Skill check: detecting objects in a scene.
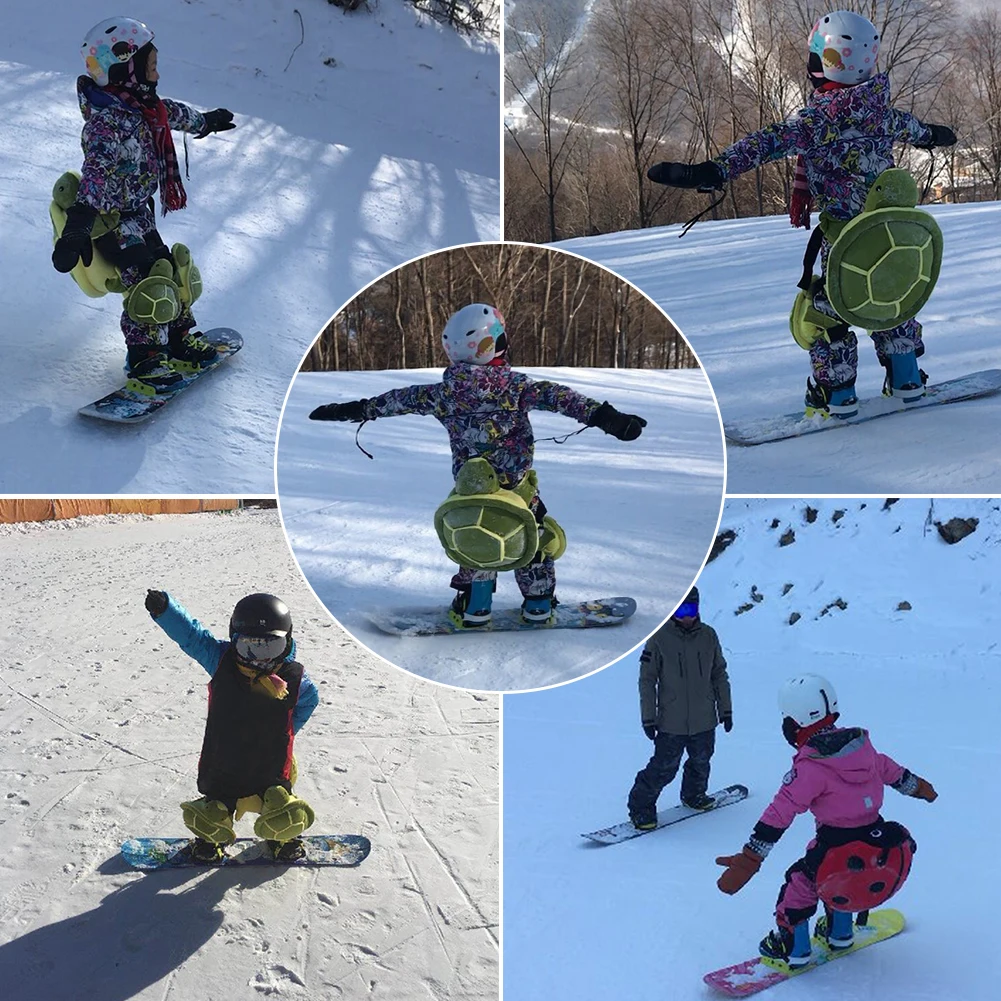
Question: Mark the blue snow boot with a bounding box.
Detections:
[449,578,494,628]
[521,593,556,625]
[881,352,927,402]
[815,909,854,950]
[805,378,858,419]
[760,921,812,969]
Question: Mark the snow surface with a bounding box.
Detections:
[276,367,725,692]
[559,201,1001,493]
[0,508,498,1000]
[504,496,1001,1000]
[0,0,499,493]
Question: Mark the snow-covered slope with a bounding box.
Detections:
[0,508,498,1000]
[0,0,499,493]
[560,202,1001,493]
[276,367,725,692]
[504,497,1001,1000]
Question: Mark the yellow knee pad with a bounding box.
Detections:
[180,797,236,845]
[253,785,316,842]
[171,243,202,306]
[125,259,181,325]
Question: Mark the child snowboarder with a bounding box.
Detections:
[714,674,937,969]
[52,17,235,394]
[648,9,957,418]
[308,303,647,627]
[145,589,319,862]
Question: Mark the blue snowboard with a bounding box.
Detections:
[365,596,637,637]
[121,834,371,869]
[79,327,243,424]
[725,369,1001,445]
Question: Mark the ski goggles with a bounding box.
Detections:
[233,633,287,665]
[674,602,699,619]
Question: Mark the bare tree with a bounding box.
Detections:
[506,6,599,241]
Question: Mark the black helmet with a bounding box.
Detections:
[230,593,292,639]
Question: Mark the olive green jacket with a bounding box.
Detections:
[639,618,732,736]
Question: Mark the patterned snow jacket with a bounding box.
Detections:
[362,362,602,489]
[713,73,932,221]
[75,75,205,215]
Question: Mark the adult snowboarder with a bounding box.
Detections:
[647,10,957,418]
[626,587,732,827]
[308,303,647,627]
[145,590,319,862]
[52,17,235,394]
[714,674,937,969]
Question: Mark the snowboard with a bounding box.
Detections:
[79,327,243,424]
[365,596,636,637]
[581,783,748,845]
[724,369,1001,446]
[704,909,905,996]
[121,834,370,870]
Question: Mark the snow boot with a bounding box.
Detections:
[267,837,306,862]
[521,593,556,625]
[167,327,218,374]
[805,377,858,419]
[881,352,927,402]
[815,908,854,950]
[126,345,184,396]
[449,578,495,628]
[188,837,227,863]
[681,792,715,811]
[759,921,812,969]
[630,807,658,831]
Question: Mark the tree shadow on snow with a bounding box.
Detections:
[0,856,285,1001]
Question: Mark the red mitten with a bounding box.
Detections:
[715,846,763,895]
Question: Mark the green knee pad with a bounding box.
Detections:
[181,797,236,845]
[171,243,203,306]
[789,279,846,350]
[253,785,316,842]
[50,171,123,298]
[125,258,181,325]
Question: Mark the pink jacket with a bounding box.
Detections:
[760,728,905,832]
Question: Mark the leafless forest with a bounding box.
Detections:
[505,0,1001,241]
[300,245,698,370]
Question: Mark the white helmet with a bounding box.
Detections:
[441,304,507,365]
[778,674,838,726]
[808,10,880,86]
[82,17,154,87]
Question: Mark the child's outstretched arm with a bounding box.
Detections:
[893,111,956,151]
[649,114,811,188]
[145,589,227,676]
[876,749,938,801]
[522,381,647,441]
[309,383,443,422]
[292,671,319,734]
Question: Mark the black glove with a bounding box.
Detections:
[52,202,97,273]
[722,713,733,733]
[643,723,657,740]
[914,123,956,150]
[195,109,235,139]
[145,589,169,618]
[647,160,725,190]
[588,401,647,441]
[309,399,369,422]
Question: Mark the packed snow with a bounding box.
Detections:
[504,497,1000,1000]
[560,201,1001,493]
[276,367,725,692]
[0,508,498,1000]
[0,0,500,493]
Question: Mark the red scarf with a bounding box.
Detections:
[790,80,847,229]
[107,85,187,214]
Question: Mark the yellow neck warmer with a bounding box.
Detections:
[236,661,289,700]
